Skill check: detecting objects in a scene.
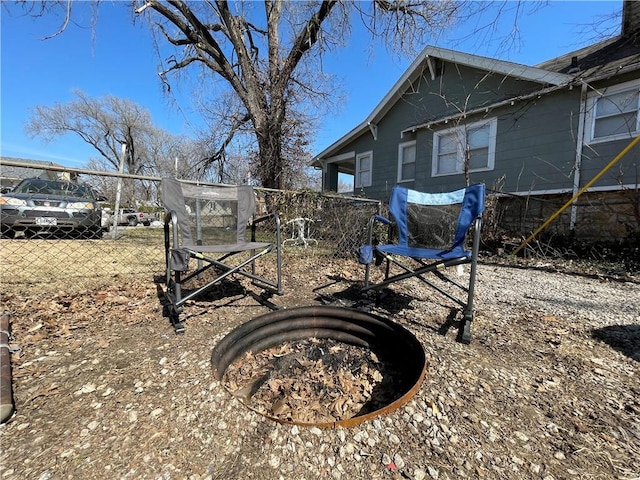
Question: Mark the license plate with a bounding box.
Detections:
[36,217,57,226]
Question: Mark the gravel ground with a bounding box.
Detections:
[0,256,638,480]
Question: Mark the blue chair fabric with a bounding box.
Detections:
[361,184,485,343]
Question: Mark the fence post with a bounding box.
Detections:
[111,143,127,240]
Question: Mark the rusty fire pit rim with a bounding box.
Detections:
[210,305,427,428]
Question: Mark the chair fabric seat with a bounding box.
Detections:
[376,244,470,260]
[183,241,271,254]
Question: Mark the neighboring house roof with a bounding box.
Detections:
[0,157,75,185]
[536,31,640,82]
[313,14,640,166]
[1,157,60,168]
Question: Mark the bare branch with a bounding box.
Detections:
[41,0,72,39]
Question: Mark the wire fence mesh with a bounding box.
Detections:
[0,168,381,288]
[4,163,637,291]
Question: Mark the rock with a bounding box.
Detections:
[150,408,163,417]
[414,468,427,480]
[427,465,439,479]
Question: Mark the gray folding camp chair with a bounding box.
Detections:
[162,177,283,333]
[358,184,485,344]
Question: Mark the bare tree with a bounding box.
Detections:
[25,90,157,175]
[24,89,211,204]
[130,0,466,190]
[16,0,527,189]
[194,90,319,188]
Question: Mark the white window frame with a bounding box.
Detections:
[431,118,497,177]
[397,140,416,183]
[355,151,373,188]
[585,79,640,144]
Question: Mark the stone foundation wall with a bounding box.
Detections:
[493,190,640,243]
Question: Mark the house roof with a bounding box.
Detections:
[401,35,640,136]
[1,157,57,179]
[367,46,574,127]
[313,6,640,166]
[536,32,640,82]
[0,157,74,185]
[313,47,574,164]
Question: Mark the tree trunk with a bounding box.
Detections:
[256,120,285,190]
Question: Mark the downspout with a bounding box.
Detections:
[570,82,589,231]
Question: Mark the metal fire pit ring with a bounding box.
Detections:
[211,305,427,428]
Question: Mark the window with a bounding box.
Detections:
[398,141,416,182]
[355,151,373,188]
[586,80,640,143]
[432,118,497,177]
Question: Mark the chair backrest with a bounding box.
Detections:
[388,184,485,252]
[161,177,256,246]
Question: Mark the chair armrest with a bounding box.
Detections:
[373,214,391,225]
[253,212,280,226]
[164,210,176,225]
[364,214,392,247]
[251,212,282,245]
[359,214,394,265]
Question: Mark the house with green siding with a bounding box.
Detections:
[312,2,640,242]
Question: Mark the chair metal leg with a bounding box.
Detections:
[456,217,482,345]
[457,313,472,344]
[164,268,186,333]
[172,319,185,334]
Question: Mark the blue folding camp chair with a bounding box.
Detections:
[162,177,283,333]
[359,184,485,344]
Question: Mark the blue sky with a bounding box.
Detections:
[1,1,623,168]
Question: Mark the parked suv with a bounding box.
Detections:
[0,178,103,239]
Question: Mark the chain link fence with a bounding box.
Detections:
[0,166,380,288]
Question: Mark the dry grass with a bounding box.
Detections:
[0,233,164,289]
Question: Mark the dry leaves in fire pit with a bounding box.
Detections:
[221,338,405,424]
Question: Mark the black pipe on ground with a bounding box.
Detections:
[1,312,15,424]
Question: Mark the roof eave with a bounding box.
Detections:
[422,46,573,86]
[312,122,369,165]
[580,59,640,83]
